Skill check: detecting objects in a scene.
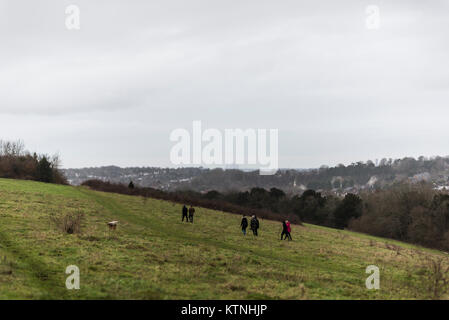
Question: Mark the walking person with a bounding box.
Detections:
[285,220,292,241]
[182,205,189,222]
[188,206,195,223]
[241,215,248,236]
[250,215,259,236]
[280,220,288,240]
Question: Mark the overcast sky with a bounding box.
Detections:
[1,0,448,169]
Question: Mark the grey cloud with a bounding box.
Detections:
[0,0,448,168]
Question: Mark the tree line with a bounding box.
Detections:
[0,140,66,184]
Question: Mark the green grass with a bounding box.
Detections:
[0,178,447,299]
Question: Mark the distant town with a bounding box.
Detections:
[62,156,449,195]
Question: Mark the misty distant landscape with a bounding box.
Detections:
[63,155,449,194]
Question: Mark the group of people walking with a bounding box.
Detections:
[240,215,292,240]
[240,215,260,236]
[281,220,292,240]
[182,205,195,223]
[181,205,293,240]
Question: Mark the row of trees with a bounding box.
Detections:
[351,183,449,250]
[0,140,66,184]
[82,179,297,223]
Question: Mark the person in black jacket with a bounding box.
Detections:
[250,215,259,236]
[182,205,189,222]
[281,220,288,240]
[241,215,248,235]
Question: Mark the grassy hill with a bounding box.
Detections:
[0,178,447,299]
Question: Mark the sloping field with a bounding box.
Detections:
[0,178,446,299]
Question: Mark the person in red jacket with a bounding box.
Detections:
[285,220,292,241]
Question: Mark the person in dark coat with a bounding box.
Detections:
[241,215,248,235]
[188,206,195,223]
[250,215,259,236]
[182,205,189,222]
[281,220,288,240]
